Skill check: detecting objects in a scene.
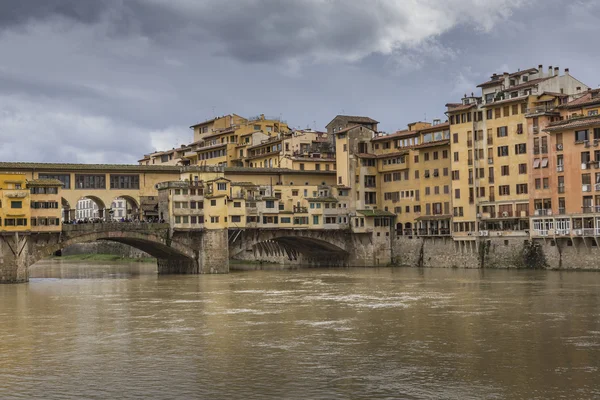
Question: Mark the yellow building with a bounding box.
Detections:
[0,173,30,232]
[28,179,63,232]
[373,121,452,236]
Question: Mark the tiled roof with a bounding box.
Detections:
[371,129,416,141]
[560,90,600,109]
[327,115,379,126]
[544,116,600,133]
[306,197,339,203]
[418,122,450,133]
[412,139,450,149]
[0,162,181,173]
[509,68,538,77]
[446,103,476,112]
[224,167,335,175]
[247,138,282,150]
[27,179,64,186]
[483,95,528,107]
[357,209,396,217]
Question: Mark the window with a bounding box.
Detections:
[443,168,449,176]
[497,146,509,157]
[210,200,217,206]
[515,143,527,154]
[512,105,519,115]
[453,133,458,143]
[266,200,275,208]
[452,170,460,180]
[501,165,509,176]
[533,159,541,169]
[519,164,527,174]
[497,126,508,137]
[535,179,541,189]
[499,185,510,196]
[110,175,140,189]
[516,184,528,194]
[486,109,493,119]
[433,151,439,160]
[217,183,227,190]
[75,174,106,189]
[543,178,549,189]
[11,201,22,209]
[589,110,599,116]
[424,152,430,161]
[454,152,459,162]
[455,189,460,199]
[576,130,589,142]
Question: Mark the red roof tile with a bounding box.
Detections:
[545,115,600,133]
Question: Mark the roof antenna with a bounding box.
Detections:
[212,106,216,117]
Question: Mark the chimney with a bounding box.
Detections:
[503,72,510,88]
[554,67,559,76]
[565,68,570,77]
[538,64,544,78]
[548,66,553,77]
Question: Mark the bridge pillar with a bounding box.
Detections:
[198,229,229,274]
[0,233,30,283]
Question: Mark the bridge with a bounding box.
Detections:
[0,223,383,283]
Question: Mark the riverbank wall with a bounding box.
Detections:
[392,235,600,270]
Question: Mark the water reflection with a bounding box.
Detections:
[0,260,598,399]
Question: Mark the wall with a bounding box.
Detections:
[392,236,538,269]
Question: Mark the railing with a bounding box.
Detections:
[293,206,308,213]
[582,206,600,213]
[526,105,557,114]
[534,209,550,216]
[558,208,566,215]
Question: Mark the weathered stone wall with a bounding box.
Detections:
[539,237,600,270]
[61,242,150,258]
[392,236,536,269]
[199,229,229,273]
[0,233,30,283]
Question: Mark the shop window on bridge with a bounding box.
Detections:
[263,216,278,224]
[39,174,70,189]
[110,175,140,190]
[75,174,106,189]
[11,201,22,209]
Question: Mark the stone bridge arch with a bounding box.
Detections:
[229,229,376,267]
[28,224,196,269]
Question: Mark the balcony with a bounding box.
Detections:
[534,209,551,216]
[582,206,600,214]
[293,206,308,213]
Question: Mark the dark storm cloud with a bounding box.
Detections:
[0,0,598,164]
[0,0,109,27]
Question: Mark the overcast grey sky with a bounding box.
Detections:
[1,0,599,163]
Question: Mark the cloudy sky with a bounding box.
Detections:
[1,0,599,164]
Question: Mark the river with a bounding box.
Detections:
[0,260,599,399]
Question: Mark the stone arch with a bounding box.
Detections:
[109,195,140,220]
[73,195,107,220]
[230,230,350,266]
[396,222,403,235]
[29,228,195,268]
